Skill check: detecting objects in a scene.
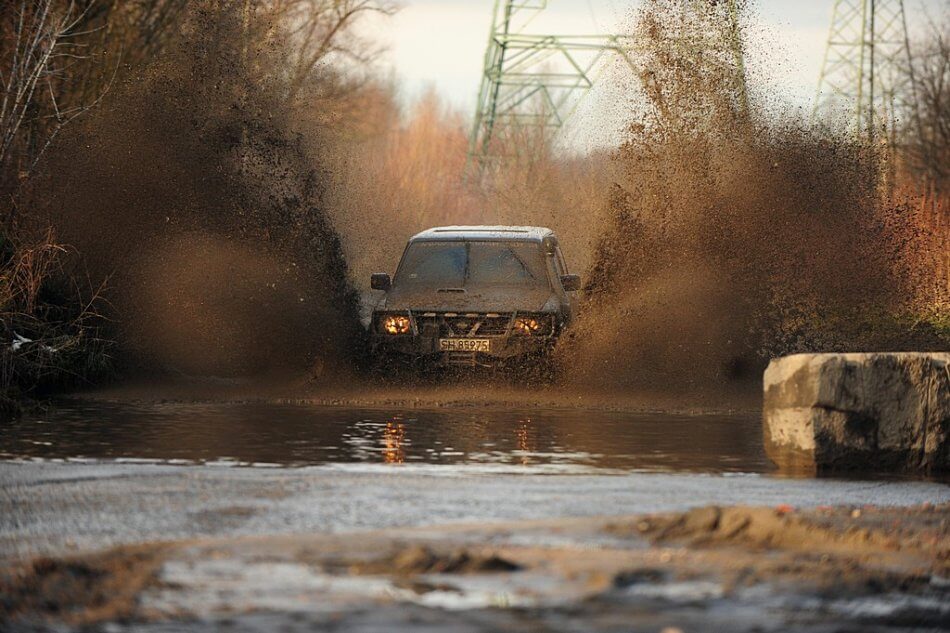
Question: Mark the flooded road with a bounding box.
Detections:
[2,398,948,563]
[3,399,948,632]
[2,400,768,474]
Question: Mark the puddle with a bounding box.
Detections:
[146,558,542,616]
[1,400,768,474]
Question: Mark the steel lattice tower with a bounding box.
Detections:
[813,0,921,138]
[466,0,747,175]
[466,0,636,173]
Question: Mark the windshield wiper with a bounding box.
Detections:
[506,247,537,280]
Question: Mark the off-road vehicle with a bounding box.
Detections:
[370,226,579,369]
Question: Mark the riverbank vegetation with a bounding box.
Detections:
[1,0,393,412]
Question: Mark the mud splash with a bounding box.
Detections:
[26,2,362,379]
[561,0,948,393]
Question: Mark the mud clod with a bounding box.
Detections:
[391,546,521,575]
[611,568,667,588]
[618,505,905,552]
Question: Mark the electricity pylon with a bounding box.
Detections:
[813,0,921,139]
[466,0,635,175]
[466,0,748,176]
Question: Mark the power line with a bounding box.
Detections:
[465,0,636,178]
[466,0,747,179]
[813,0,922,141]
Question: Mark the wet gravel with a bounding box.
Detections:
[2,460,948,562]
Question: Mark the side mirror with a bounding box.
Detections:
[370,273,391,291]
[560,274,581,292]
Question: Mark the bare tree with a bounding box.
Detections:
[66,1,189,106]
[0,0,395,189]
[259,0,399,102]
[905,13,950,193]
[0,1,96,180]
[0,0,189,187]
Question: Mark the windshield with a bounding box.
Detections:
[394,241,549,288]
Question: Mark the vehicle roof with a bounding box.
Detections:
[409,226,555,242]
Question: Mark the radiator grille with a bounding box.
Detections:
[415,313,512,337]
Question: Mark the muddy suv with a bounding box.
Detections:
[370,226,580,369]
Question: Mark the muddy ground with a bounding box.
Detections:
[1,447,949,633]
[2,502,948,632]
[1,392,947,632]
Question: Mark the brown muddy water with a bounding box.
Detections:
[2,400,767,474]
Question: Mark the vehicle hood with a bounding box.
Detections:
[380,285,557,313]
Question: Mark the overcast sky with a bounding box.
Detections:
[360,0,944,146]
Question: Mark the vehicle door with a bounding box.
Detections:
[553,246,578,320]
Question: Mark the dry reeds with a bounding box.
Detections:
[1,226,111,400]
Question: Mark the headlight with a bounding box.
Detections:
[513,315,551,335]
[380,314,411,335]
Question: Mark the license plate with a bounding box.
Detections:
[439,338,491,352]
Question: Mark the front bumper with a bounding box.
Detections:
[374,333,554,357]
[371,311,560,367]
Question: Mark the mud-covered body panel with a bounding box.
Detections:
[370,226,576,368]
[379,286,556,314]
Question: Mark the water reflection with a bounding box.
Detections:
[383,419,406,464]
[0,400,770,474]
[516,419,535,465]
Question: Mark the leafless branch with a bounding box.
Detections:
[903,11,950,192]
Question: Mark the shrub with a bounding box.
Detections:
[0,226,111,415]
